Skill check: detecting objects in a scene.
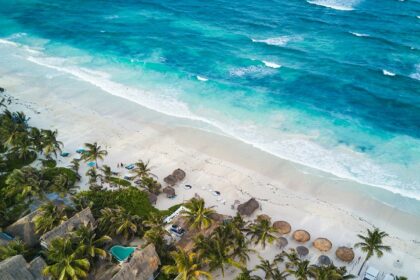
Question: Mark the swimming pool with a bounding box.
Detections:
[109,245,136,262]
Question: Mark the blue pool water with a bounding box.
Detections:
[109,245,136,262]
[0,1,419,211]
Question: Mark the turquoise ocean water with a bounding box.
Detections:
[1,0,420,213]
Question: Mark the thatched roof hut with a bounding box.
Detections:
[164,174,177,186]
[256,214,271,222]
[318,255,332,266]
[5,210,40,247]
[163,186,176,198]
[111,244,160,280]
[148,192,158,205]
[313,238,332,252]
[293,230,311,243]
[273,221,291,234]
[172,169,186,181]
[277,237,288,249]
[237,198,259,216]
[335,246,355,262]
[40,208,95,248]
[0,255,47,280]
[296,246,309,257]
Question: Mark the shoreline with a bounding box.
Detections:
[1,50,420,277]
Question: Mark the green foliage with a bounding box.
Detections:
[1,151,37,173]
[42,167,78,186]
[109,176,132,187]
[75,187,158,219]
[41,159,57,168]
[0,239,29,261]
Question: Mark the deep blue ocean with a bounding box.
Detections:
[1,0,420,207]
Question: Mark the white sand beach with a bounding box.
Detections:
[1,49,420,279]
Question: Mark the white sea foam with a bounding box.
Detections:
[307,0,359,11]
[251,36,296,47]
[0,39,19,47]
[409,64,420,81]
[349,31,369,37]
[382,70,395,76]
[229,65,274,77]
[4,37,420,202]
[196,75,208,81]
[262,61,281,69]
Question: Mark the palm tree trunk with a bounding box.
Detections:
[358,257,368,276]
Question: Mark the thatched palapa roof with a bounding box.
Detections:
[0,255,47,280]
[293,229,311,243]
[111,244,160,280]
[40,208,95,248]
[148,192,158,205]
[163,186,176,198]
[277,236,288,249]
[296,246,309,257]
[335,246,355,262]
[172,168,186,181]
[313,238,332,252]
[237,198,259,216]
[5,210,40,247]
[164,174,177,186]
[273,221,291,234]
[318,255,332,266]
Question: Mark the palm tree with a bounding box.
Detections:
[394,276,408,280]
[41,129,62,158]
[245,219,277,249]
[182,197,215,230]
[132,159,151,179]
[141,176,161,194]
[33,202,69,234]
[29,127,43,153]
[11,135,34,160]
[100,165,112,184]
[255,258,278,280]
[86,167,99,186]
[4,166,45,201]
[0,239,29,261]
[43,237,90,280]
[82,142,107,168]
[235,268,262,280]
[286,258,310,280]
[355,228,391,275]
[70,158,80,173]
[72,224,111,260]
[163,249,212,280]
[50,173,78,196]
[309,264,354,280]
[97,207,140,241]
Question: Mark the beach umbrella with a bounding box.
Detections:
[163,186,176,198]
[335,247,355,262]
[273,221,291,234]
[172,168,186,181]
[293,230,311,243]
[318,255,332,266]
[237,198,259,216]
[296,246,309,257]
[164,174,177,186]
[277,237,288,249]
[313,238,332,252]
[256,214,271,222]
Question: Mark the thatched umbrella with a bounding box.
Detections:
[237,198,259,216]
[273,221,291,234]
[164,174,177,186]
[148,192,158,205]
[256,214,271,222]
[277,237,288,249]
[293,230,311,243]
[335,247,355,262]
[318,255,332,266]
[172,169,186,181]
[209,213,225,222]
[163,186,176,198]
[296,246,309,257]
[313,238,332,252]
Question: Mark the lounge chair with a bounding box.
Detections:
[60,152,70,157]
[125,164,135,170]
